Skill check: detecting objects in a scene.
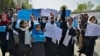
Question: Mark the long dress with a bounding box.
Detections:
[6,27,17,56]
[44,23,58,56]
[45,37,58,56]
[12,21,34,56]
[58,23,77,56]
[79,23,98,56]
[0,21,9,56]
[32,42,45,56]
[31,28,45,56]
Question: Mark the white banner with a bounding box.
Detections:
[41,9,58,17]
[44,23,62,40]
[85,24,100,36]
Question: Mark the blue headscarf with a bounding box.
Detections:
[32,24,43,35]
[32,23,45,42]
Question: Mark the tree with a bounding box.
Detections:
[96,5,100,10]
[11,0,15,8]
[87,1,94,10]
[75,1,94,12]
[77,3,87,12]
[73,9,78,12]
[22,2,32,9]
[0,0,15,12]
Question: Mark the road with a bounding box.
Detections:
[74,38,100,56]
[0,39,100,56]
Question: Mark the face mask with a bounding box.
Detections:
[42,20,46,23]
[51,21,54,24]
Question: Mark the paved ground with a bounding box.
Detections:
[74,38,100,56]
[0,39,100,56]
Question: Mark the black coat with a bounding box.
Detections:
[6,25,15,43]
[12,21,34,44]
[59,22,76,44]
[58,22,77,56]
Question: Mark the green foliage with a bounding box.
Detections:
[11,0,15,8]
[77,3,87,12]
[22,2,32,9]
[73,9,78,12]
[74,1,94,12]
[96,5,100,10]
[0,0,15,11]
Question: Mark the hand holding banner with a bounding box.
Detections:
[17,9,32,20]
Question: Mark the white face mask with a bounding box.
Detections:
[42,20,46,23]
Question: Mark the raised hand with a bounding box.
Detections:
[30,15,35,21]
[8,25,12,29]
[13,14,17,21]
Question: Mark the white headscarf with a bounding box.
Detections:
[63,21,76,47]
[87,16,96,24]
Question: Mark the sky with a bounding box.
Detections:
[30,0,100,11]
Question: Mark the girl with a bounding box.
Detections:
[31,24,45,56]
[0,13,10,56]
[12,15,34,56]
[58,17,77,56]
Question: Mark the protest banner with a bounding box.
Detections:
[66,10,71,17]
[32,9,41,19]
[44,23,62,40]
[85,24,100,36]
[17,9,32,20]
[0,26,6,32]
[41,9,50,16]
[41,9,58,17]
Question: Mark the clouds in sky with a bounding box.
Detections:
[31,0,100,11]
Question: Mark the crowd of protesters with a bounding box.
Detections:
[0,7,99,56]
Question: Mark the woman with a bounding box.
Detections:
[78,16,98,56]
[40,18,47,31]
[0,13,10,56]
[0,13,10,25]
[45,17,58,56]
[58,17,77,56]
[31,24,45,56]
[12,15,34,56]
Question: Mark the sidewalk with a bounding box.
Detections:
[74,38,100,56]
